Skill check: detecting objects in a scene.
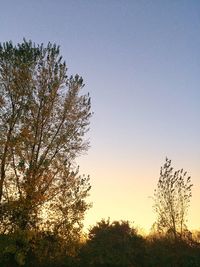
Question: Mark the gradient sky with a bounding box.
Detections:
[0,0,199,232]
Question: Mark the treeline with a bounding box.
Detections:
[0,219,200,267]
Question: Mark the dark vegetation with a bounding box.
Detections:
[0,219,200,267]
[0,40,199,266]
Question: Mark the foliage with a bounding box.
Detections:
[0,221,199,267]
[0,40,91,243]
[0,230,36,266]
[0,230,78,267]
[153,158,193,239]
[146,234,200,267]
[79,219,147,267]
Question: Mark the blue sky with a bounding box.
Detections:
[1,0,200,231]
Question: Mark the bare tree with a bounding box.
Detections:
[153,158,192,239]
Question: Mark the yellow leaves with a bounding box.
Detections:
[18,127,34,146]
[20,127,31,138]
[0,95,5,107]
[0,40,91,236]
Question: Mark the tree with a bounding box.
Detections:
[79,219,147,267]
[153,158,193,240]
[0,40,91,238]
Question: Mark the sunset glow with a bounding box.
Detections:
[1,0,199,234]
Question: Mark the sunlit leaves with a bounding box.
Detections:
[0,40,91,239]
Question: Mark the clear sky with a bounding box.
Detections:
[0,0,199,232]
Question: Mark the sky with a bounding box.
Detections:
[0,0,199,233]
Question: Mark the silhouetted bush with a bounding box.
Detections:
[78,219,147,267]
[146,235,200,267]
[0,222,200,267]
[0,231,79,267]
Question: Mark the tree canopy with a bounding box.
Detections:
[79,219,146,267]
[0,40,91,238]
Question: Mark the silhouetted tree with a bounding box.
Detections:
[79,219,147,267]
[0,40,91,242]
[153,158,192,240]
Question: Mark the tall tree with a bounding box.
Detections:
[0,40,91,235]
[153,158,192,240]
